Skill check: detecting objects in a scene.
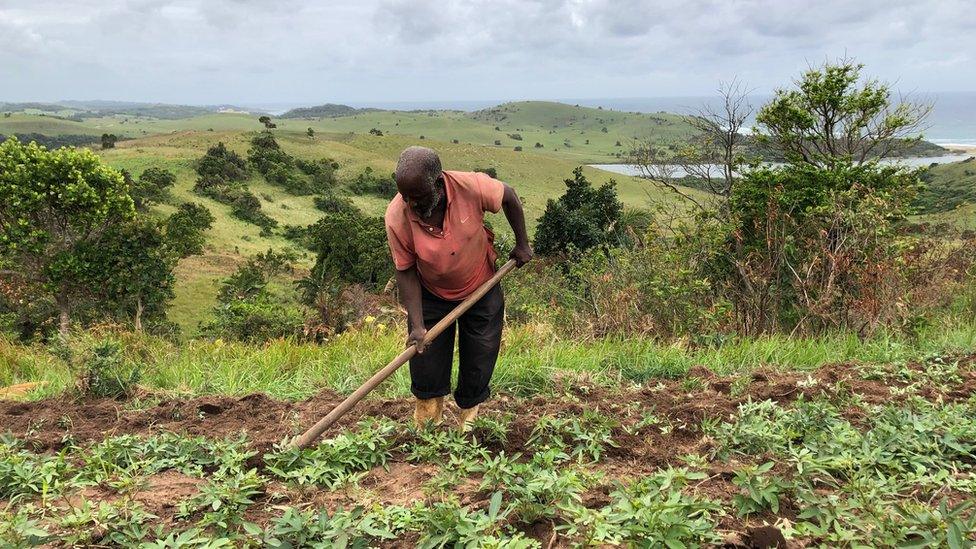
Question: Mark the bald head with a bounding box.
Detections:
[395,146,445,218]
[396,146,442,191]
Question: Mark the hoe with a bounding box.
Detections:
[289,259,518,449]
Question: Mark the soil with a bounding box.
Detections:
[3,353,974,548]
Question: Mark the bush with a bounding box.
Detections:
[202,298,305,343]
[306,211,392,288]
[313,193,359,215]
[246,132,339,195]
[131,167,176,209]
[347,167,397,198]
[534,167,623,256]
[78,340,140,399]
[202,250,305,342]
[474,167,498,179]
[197,142,247,182]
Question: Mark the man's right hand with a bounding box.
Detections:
[407,326,429,353]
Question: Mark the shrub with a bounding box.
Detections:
[202,298,304,343]
[306,210,392,288]
[196,142,247,182]
[534,167,623,256]
[313,193,359,214]
[347,167,397,198]
[131,167,176,209]
[78,340,140,399]
[203,250,305,342]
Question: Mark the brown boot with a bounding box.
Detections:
[413,396,444,428]
[457,404,480,433]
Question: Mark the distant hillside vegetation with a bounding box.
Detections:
[916,156,976,213]
[0,133,98,149]
[1,100,251,120]
[745,137,948,163]
[0,102,69,112]
[280,104,377,118]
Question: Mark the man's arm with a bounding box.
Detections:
[395,266,429,353]
[501,184,533,266]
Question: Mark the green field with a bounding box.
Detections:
[0,101,697,163]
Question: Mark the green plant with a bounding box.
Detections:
[533,167,623,256]
[79,339,141,398]
[0,505,50,547]
[731,462,791,516]
[266,419,395,489]
[0,436,72,502]
[178,468,264,534]
[561,468,722,546]
[527,410,617,462]
[58,499,156,545]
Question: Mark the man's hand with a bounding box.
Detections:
[407,325,429,353]
[510,243,534,267]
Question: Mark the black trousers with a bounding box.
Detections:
[409,284,504,409]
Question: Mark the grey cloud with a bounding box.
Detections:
[0,0,973,104]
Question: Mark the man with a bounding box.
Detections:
[385,146,532,431]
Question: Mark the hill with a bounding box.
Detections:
[280,103,377,118]
[916,156,976,213]
[1,101,701,163]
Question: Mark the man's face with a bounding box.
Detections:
[399,174,444,219]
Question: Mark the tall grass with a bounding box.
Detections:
[4,314,976,402]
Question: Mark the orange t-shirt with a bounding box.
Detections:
[385,170,505,301]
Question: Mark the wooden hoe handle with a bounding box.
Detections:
[288,259,518,449]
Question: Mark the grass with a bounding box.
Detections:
[917,156,976,214]
[4,314,976,402]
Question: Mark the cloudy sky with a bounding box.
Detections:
[2,0,974,105]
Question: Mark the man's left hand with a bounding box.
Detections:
[510,244,534,267]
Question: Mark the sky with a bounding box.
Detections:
[2,0,974,105]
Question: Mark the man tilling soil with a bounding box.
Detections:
[385,146,532,431]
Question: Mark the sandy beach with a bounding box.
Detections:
[944,144,976,156]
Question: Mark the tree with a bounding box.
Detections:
[258,115,276,129]
[197,142,248,182]
[131,166,176,210]
[101,133,118,149]
[755,60,931,168]
[533,167,623,256]
[82,219,173,331]
[306,210,392,287]
[0,137,134,337]
[306,127,315,139]
[629,79,754,212]
[165,203,215,257]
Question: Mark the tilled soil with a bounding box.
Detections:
[3,354,975,548]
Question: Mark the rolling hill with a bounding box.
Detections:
[0,101,700,163]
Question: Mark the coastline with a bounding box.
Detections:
[944,144,976,156]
